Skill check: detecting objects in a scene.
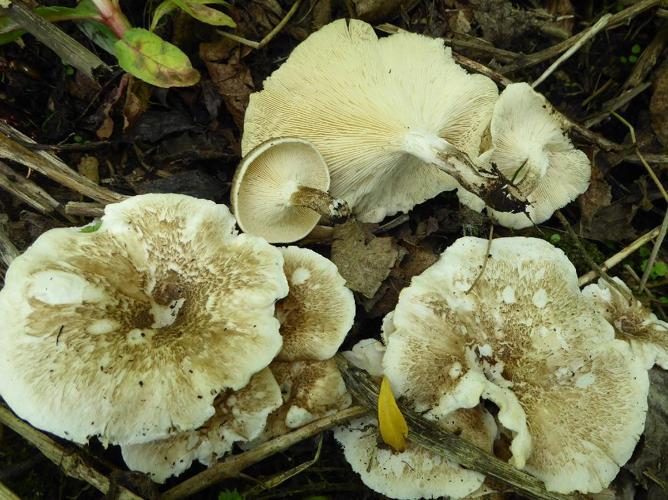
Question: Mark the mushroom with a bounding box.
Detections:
[382,236,648,493]
[121,368,282,483]
[231,137,350,243]
[334,409,497,500]
[276,246,355,361]
[0,194,288,445]
[583,277,668,369]
[242,19,522,224]
[257,359,352,441]
[457,83,591,229]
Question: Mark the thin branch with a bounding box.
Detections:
[0,481,20,500]
[0,223,19,268]
[584,82,651,128]
[0,122,126,205]
[161,406,368,500]
[637,209,668,294]
[500,0,661,74]
[578,226,662,286]
[623,20,668,89]
[0,404,141,500]
[532,14,612,89]
[0,160,61,214]
[217,0,302,50]
[335,356,572,500]
[65,201,105,218]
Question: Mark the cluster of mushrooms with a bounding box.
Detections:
[0,18,666,499]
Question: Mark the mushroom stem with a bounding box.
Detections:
[290,186,351,221]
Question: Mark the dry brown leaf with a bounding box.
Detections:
[123,77,153,132]
[331,220,404,299]
[352,0,419,23]
[77,156,100,184]
[201,41,254,130]
[651,61,668,148]
[579,160,612,227]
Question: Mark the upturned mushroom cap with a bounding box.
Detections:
[121,368,282,483]
[342,338,386,378]
[0,194,288,445]
[383,237,648,493]
[232,137,341,243]
[242,19,498,223]
[457,83,591,228]
[258,359,351,441]
[276,246,355,361]
[583,277,668,370]
[334,408,496,500]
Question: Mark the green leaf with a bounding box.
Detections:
[631,44,642,54]
[652,261,667,278]
[218,490,243,500]
[172,0,235,27]
[150,0,179,31]
[78,20,118,55]
[113,28,200,88]
[80,220,102,233]
[549,233,561,244]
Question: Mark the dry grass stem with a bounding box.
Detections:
[638,209,668,294]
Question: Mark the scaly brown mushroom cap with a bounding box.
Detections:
[383,237,648,493]
[0,194,288,445]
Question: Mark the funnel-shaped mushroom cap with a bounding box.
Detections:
[334,408,496,500]
[583,277,668,370]
[0,194,288,445]
[242,19,498,223]
[258,359,351,441]
[458,83,591,228]
[383,237,648,493]
[121,368,282,482]
[232,138,333,243]
[276,246,355,361]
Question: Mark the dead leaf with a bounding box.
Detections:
[625,368,668,497]
[123,76,153,132]
[651,61,668,148]
[77,156,100,184]
[352,0,420,23]
[201,40,254,130]
[579,160,612,228]
[546,0,574,37]
[580,202,637,242]
[331,220,404,299]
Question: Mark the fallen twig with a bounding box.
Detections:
[0,223,19,269]
[623,20,668,89]
[0,404,141,500]
[500,0,661,74]
[584,82,652,128]
[0,481,20,500]
[637,209,668,294]
[532,14,612,89]
[161,406,368,500]
[65,201,105,218]
[0,160,60,214]
[578,226,662,286]
[0,122,126,205]
[6,0,108,79]
[217,0,302,50]
[335,356,571,500]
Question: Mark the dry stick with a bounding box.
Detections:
[532,14,612,89]
[0,224,19,268]
[500,0,661,74]
[6,0,108,79]
[623,153,668,164]
[624,21,668,89]
[638,209,668,294]
[217,0,303,50]
[161,406,368,500]
[335,357,571,500]
[0,160,60,214]
[452,52,622,152]
[584,82,652,128]
[65,201,105,218]
[0,405,141,500]
[0,122,126,205]
[578,226,662,286]
[0,481,20,500]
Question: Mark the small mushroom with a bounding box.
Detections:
[0,194,288,445]
[382,236,648,493]
[276,246,355,361]
[231,138,350,243]
[242,19,513,223]
[583,277,668,369]
[121,368,282,483]
[458,83,591,228]
[334,409,497,500]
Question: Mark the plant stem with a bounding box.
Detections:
[91,0,130,38]
[290,186,351,221]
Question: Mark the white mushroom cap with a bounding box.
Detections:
[383,236,648,493]
[242,19,498,223]
[0,194,288,445]
[457,83,591,229]
[342,338,386,378]
[334,408,496,500]
[258,359,352,441]
[583,277,668,370]
[231,137,339,244]
[121,368,282,483]
[276,246,355,361]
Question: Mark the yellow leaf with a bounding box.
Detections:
[378,376,408,452]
